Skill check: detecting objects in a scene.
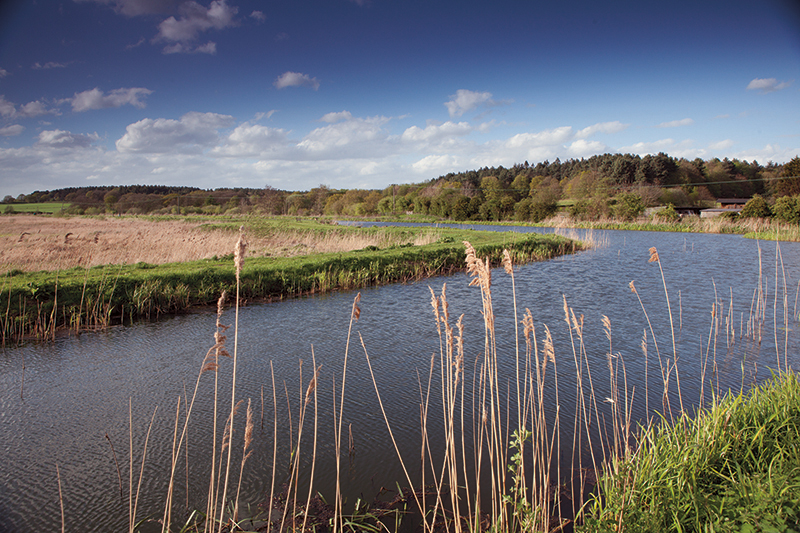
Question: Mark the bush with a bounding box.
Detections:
[654,204,680,223]
[612,192,645,221]
[773,196,800,224]
[740,194,772,218]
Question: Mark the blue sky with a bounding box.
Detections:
[0,0,799,198]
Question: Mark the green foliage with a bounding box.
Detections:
[740,194,772,219]
[654,203,681,223]
[582,372,800,532]
[612,192,645,221]
[773,195,800,224]
[777,156,800,197]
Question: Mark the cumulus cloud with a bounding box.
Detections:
[250,10,265,21]
[213,123,290,157]
[401,121,474,144]
[412,154,460,174]
[444,89,496,118]
[567,139,608,157]
[37,129,100,149]
[68,87,153,112]
[0,95,59,119]
[274,72,320,90]
[505,126,573,149]
[163,41,217,54]
[320,111,352,123]
[154,0,237,52]
[656,118,694,128]
[746,78,792,93]
[297,116,390,156]
[575,121,629,139]
[0,124,24,136]
[116,111,235,153]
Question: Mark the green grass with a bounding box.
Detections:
[0,226,580,340]
[2,202,69,213]
[581,371,800,532]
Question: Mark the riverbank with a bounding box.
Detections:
[347,213,800,242]
[0,216,581,341]
[580,370,800,532]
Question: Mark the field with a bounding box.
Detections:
[0,215,444,273]
[2,202,69,214]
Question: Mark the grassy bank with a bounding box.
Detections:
[582,371,800,532]
[0,223,579,341]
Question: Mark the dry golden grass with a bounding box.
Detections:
[0,215,440,272]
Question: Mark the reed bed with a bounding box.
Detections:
[0,215,442,273]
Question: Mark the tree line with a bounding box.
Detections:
[4,153,799,223]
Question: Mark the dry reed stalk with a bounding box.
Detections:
[333,292,360,533]
[266,361,278,533]
[233,399,254,523]
[56,463,65,533]
[300,355,320,533]
[217,229,245,533]
[105,433,124,502]
[131,405,158,533]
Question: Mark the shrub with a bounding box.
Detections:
[740,194,772,218]
[654,204,680,223]
[612,192,645,221]
[773,195,800,224]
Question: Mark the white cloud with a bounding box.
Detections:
[0,96,17,117]
[69,87,153,112]
[0,124,24,136]
[575,121,629,139]
[154,0,237,52]
[320,111,352,123]
[412,154,459,174]
[116,111,235,153]
[746,78,792,93]
[505,126,573,149]
[297,116,390,156]
[274,71,320,90]
[250,10,265,22]
[0,68,8,78]
[444,89,495,118]
[37,129,100,149]
[0,95,59,118]
[567,139,608,157]
[708,139,734,151]
[401,121,474,144]
[656,118,694,128]
[213,123,290,157]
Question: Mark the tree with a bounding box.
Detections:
[773,196,800,224]
[613,192,645,221]
[740,194,772,219]
[777,156,800,197]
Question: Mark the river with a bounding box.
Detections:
[1,225,798,532]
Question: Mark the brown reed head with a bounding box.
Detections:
[351,292,361,321]
[648,246,659,263]
[502,249,513,275]
[234,228,247,279]
[629,280,637,294]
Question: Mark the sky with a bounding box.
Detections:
[0,0,799,198]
